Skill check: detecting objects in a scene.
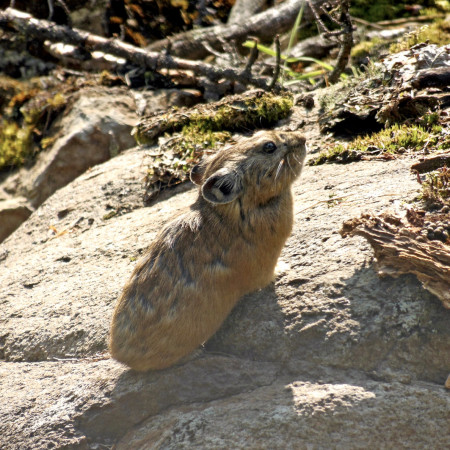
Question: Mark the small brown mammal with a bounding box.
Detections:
[109,130,307,371]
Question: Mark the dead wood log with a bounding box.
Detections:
[148,0,330,60]
[0,8,273,90]
[341,213,450,309]
[134,89,293,144]
[411,152,450,174]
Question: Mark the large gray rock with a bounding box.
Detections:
[1,87,138,212]
[23,87,138,208]
[0,132,449,448]
[0,87,138,244]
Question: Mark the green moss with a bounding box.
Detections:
[390,19,450,53]
[351,37,384,60]
[135,91,293,145]
[417,111,441,130]
[310,123,439,165]
[0,87,68,171]
[0,120,34,168]
[179,125,230,156]
[350,0,448,22]
[350,0,402,22]
[420,166,450,207]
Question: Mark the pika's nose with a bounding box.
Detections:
[296,135,307,147]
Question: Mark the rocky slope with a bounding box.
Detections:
[1,126,449,447]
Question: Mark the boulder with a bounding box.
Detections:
[0,137,449,447]
[1,87,138,212]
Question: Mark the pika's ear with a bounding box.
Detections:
[201,168,242,204]
[190,162,206,185]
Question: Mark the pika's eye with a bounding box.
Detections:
[262,141,277,154]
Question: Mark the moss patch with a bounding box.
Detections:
[134,91,293,145]
[140,91,294,203]
[390,18,450,53]
[0,120,34,168]
[0,76,69,171]
[420,166,450,208]
[350,0,449,22]
[351,37,384,61]
[310,120,448,165]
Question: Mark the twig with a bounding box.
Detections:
[307,0,354,84]
[328,1,353,83]
[243,38,259,75]
[48,0,72,26]
[269,35,281,90]
[376,14,444,27]
[351,16,383,30]
[0,8,274,90]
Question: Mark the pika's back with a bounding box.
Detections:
[109,130,307,371]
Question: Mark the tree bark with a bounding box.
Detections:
[341,213,450,309]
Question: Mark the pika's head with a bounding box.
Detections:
[190,130,307,206]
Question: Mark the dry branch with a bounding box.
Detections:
[376,14,444,27]
[307,0,354,84]
[148,0,330,60]
[341,213,450,309]
[0,8,274,90]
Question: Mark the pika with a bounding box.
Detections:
[109,130,307,371]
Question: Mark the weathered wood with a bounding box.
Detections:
[147,0,329,60]
[411,152,450,174]
[340,213,450,309]
[0,8,272,90]
[134,89,293,144]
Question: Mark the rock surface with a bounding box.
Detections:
[16,87,138,209]
[0,87,138,244]
[0,122,449,448]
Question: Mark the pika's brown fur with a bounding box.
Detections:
[109,130,307,371]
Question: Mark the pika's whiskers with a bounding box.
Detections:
[275,159,284,181]
[286,154,295,176]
